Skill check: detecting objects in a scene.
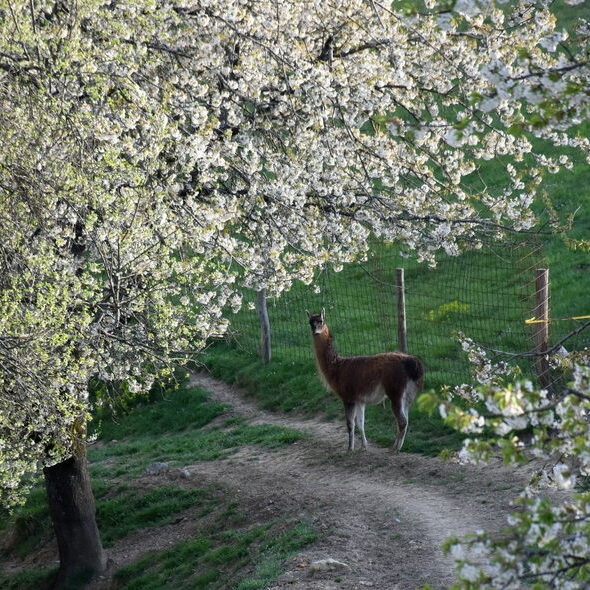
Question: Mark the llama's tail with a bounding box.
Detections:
[403,356,424,389]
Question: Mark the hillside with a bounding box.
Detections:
[1,374,556,590]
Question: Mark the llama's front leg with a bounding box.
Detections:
[355,403,368,450]
[344,402,357,451]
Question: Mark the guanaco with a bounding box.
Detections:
[307,309,424,451]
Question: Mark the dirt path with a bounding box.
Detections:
[3,373,534,590]
[184,373,530,590]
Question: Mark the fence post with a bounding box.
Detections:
[396,268,407,353]
[533,268,551,390]
[257,289,272,364]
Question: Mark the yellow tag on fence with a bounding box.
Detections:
[525,315,590,324]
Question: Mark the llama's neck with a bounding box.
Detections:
[313,327,339,383]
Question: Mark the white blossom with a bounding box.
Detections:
[1,1,589,558]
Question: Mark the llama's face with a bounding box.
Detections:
[308,312,325,335]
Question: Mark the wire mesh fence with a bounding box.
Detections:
[224,235,583,391]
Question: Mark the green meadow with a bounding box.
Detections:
[203,125,590,456]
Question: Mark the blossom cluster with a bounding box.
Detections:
[422,337,590,587]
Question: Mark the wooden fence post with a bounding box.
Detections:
[257,289,271,364]
[396,268,407,353]
[533,268,551,390]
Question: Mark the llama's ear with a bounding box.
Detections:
[321,307,325,322]
[305,309,311,319]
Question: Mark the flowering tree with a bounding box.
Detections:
[421,338,590,588]
[1,0,588,585]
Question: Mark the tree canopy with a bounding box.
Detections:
[1,0,588,516]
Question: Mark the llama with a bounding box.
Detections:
[307,309,424,452]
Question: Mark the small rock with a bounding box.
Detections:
[276,571,298,583]
[308,558,350,575]
[178,467,191,478]
[145,461,170,476]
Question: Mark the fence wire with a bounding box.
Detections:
[224,235,583,390]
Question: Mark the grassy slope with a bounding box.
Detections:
[201,340,466,456]
[203,133,590,456]
[0,385,315,590]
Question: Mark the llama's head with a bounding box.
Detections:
[306,308,326,335]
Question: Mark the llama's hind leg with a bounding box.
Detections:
[355,403,368,450]
[391,394,408,452]
[344,402,358,451]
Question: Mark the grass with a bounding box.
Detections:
[94,384,229,440]
[2,502,318,590]
[90,420,306,478]
[0,383,311,590]
[114,519,318,590]
[88,384,306,477]
[202,125,590,458]
[202,346,466,456]
[95,485,219,547]
[0,567,58,590]
[0,487,53,559]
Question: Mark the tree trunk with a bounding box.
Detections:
[43,450,106,589]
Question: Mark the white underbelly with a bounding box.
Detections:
[359,384,387,405]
